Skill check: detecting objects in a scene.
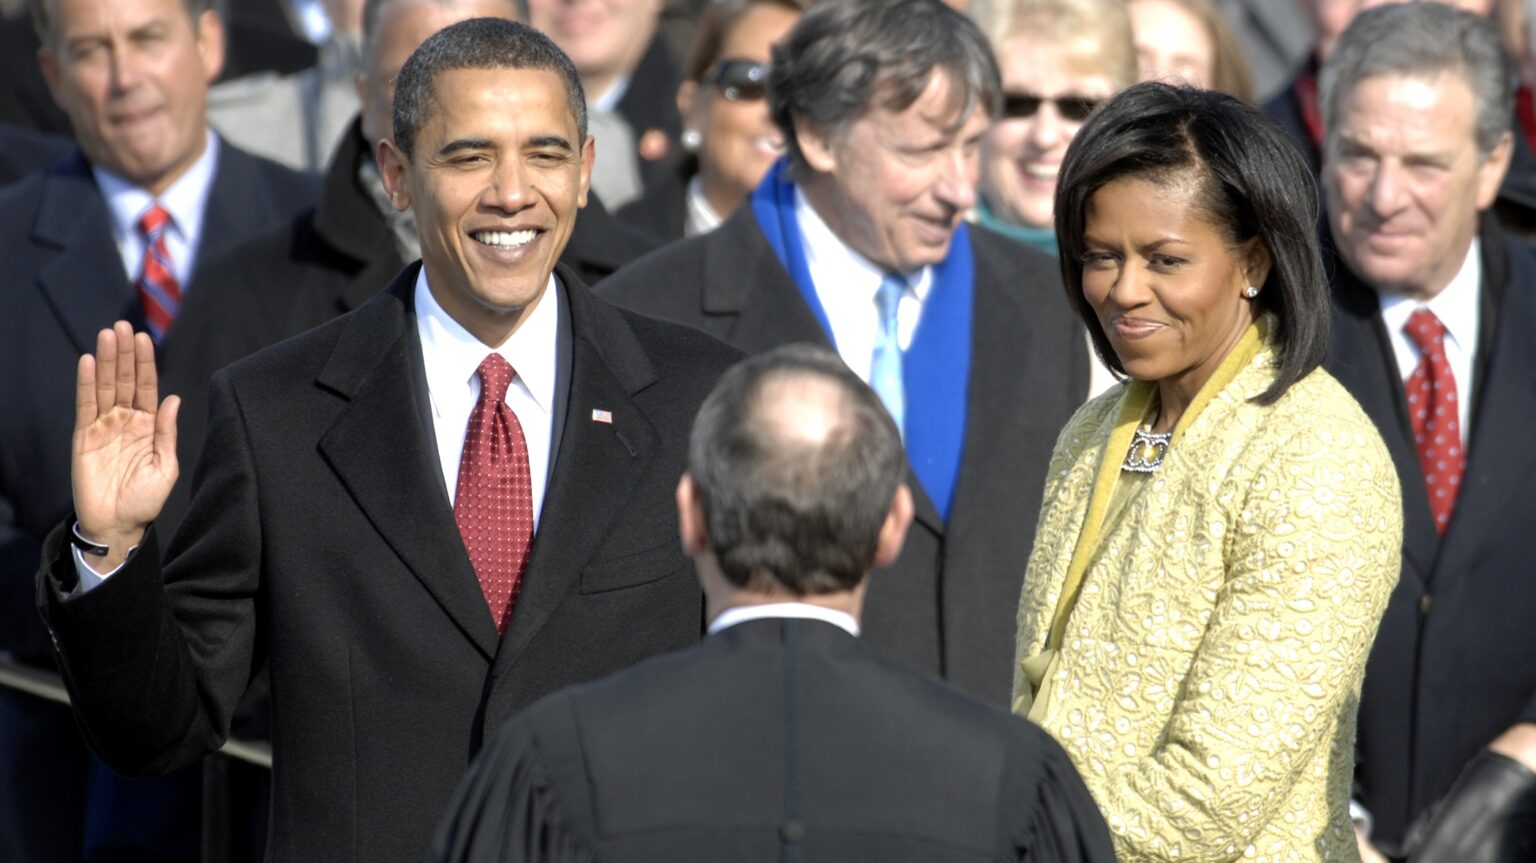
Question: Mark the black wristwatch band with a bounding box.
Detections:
[70,522,110,557]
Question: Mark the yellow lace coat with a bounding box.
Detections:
[1014,332,1402,862]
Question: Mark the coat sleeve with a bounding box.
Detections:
[36,370,264,776]
[1014,731,1119,863]
[432,699,594,863]
[1082,420,1404,862]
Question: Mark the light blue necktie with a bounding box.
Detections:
[871,273,906,432]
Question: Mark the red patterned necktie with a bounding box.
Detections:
[453,354,534,635]
[1403,309,1465,533]
[136,204,181,342]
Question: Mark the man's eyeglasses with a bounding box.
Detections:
[708,59,770,102]
[1002,92,1102,122]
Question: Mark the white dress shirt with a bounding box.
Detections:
[1378,238,1481,440]
[683,174,724,238]
[708,602,860,637]
[415,267,560,527]
[94,129,220,290]
[74,267,565,590]
[794,187,932,384]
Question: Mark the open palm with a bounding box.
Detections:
[72,321,180,560]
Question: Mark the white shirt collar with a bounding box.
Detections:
[590,74,631,114]
[684,173,724,237]
[793,184,932,299]
[414,267,560,420]
[1377,237,1481,362]
[708,602,861,637]
[93,129,219,253]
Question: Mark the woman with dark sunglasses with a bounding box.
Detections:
[969,0,1136,258]
[617,0,806,243]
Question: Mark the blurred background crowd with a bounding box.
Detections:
[2,0,1535,861]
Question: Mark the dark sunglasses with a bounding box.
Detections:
[1001,92,1102,122]
[707,58,770,102]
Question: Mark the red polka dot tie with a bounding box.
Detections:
[1403,309,1464,534]
[136,204,180,343]
[454,354,533,635]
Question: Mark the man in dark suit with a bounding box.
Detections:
[1318,5,1536,861]
[433,343,1115,863]
[601,0,1088,707]
[0,0,317,859]
[34,17,739,863]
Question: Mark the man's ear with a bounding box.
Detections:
[577,134,594,209]
[195,9,227,85]
[676,474,709,558]
[37,46,60,105]
[1475,130,1515,210]
[872,484,914,568]
[376,138,413,213]
[793,117,839,175]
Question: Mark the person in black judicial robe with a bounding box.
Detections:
[433,344,1114,863]
[33,19,743,863]
[600,208,1085,707]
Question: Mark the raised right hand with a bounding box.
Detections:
[72,321,180,571]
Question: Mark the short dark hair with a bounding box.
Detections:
[1054,81,1330,405]
[391,17,586,161]
[687,344,906,596]
[767,0,1000,168]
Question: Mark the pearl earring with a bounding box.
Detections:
[681,129,702,152]
[1243,285,1259,299]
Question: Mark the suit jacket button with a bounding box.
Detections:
[780,821,805,843]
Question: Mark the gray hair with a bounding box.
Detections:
[391,16,585,161]
[687,344,906,596]
[768,0,1001,168]
[1321,2,1512,157]
[361,0,529,72]
[30,0,210,48]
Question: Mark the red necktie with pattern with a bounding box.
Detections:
[454,354,534,635]
[136,204,181,342]
[1403,309,1465,533]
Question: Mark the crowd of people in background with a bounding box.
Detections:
[0,0,1534,861]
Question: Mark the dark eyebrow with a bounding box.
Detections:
[438,138,493,157]
[528,135,573,152]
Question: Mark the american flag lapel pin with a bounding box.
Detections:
[591,408,613,424]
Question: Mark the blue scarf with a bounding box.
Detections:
[750,159,971,519]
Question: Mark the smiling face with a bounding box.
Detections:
[796,68,989,273]
[1324,72,1509,300]
[378,66,593,347]
[38,0,223,196]
[982,33,1116,229]
[1127,0,1214,89]
[680,2,799,217]
[1081,174,1265,405]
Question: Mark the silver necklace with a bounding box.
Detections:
[1122,424,1172,473]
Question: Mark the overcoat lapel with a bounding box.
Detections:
[698,209,947,534]
[32,156,137,353]
[495,271,662,670]
[1437,238,1536,568]
[1329,276,1440,581]
[316,267,500,659]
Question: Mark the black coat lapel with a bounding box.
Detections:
[316,267,500,658]
[1438,232,1536,563]
[1328,270,1440,580]
[32,156,137,353]
[496,270,662,668]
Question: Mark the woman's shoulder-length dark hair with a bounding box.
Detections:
[1053,81,1330,405]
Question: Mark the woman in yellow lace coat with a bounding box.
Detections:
[1014,82,1403,862]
